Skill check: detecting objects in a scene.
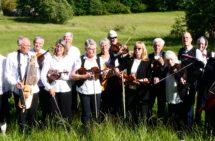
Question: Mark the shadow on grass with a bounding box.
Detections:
[12,16,53,24]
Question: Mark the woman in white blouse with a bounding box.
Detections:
[70,39,102,129]
[41,39,75,123]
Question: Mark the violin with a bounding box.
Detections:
[112,42,129,54]
[47,70,69,83]
[36,46,55,69]
[169,64,186,83]
[77,67,101,78]
[119,73,150,86]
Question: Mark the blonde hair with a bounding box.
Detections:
[133,41,148,61]
[164,50,180,64]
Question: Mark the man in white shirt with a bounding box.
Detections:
[177,32,204,128]
[30,36,51,123]
[5,36,40,133]
[70,39,102,129]
[63,32,81,116]
[195,36,215,125]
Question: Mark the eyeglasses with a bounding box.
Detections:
[110,37,117,39]
[134,48,142,51]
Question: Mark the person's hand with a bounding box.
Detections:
[16,82,23,89]
[154,77,160,84]
[158,57,164,66]
[49,88,55,97]
[180,77,186,85]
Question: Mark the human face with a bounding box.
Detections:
[153,42,164,54]
[166,58,176,67]
[100,42,110,54]
[55,43,65,57]
[63,36,72,46]
[34,38,44,52]
[134,45,143,59]
[19,38,31,54]
[197,38,207,52]
[86,44,97,58]
[182,32,192,48]
[109,37,118,45]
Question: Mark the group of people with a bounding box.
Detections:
[0,30,214,139]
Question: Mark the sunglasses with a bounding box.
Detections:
[134,48,142,50]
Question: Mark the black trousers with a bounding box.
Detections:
[14,93,38,132]
[126,87,150,124]
[103,76,122,115]
[0,93,9,123]
[38,87,52,123]
[168,103,186,133]
[149,83,166,118]
[50,91,72,122]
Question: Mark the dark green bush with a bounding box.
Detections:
[131,2,147,13]
[103,1,130,14]
[170,16,186,38]
[38,0,73,24]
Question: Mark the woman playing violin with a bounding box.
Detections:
[70,39,102,130]
[98,38,118,115]
[162,50,187,140]
[41,39,75,124]
[115,41,152,124]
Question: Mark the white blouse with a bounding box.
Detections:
[165,72,182,104]
[74,55,102,95]
[41,55,75,93]
[0,55,10,95]
[129,59,141,90]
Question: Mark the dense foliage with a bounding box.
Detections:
[184,0,215,39]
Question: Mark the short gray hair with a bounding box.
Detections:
[33,36,45,44]
[99,38,110,47]
[153,38,165,46]
[17,36,24,45]
[63,32,73,40]
[197,36,208,45]
[85,39,97,48]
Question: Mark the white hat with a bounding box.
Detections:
[108,30,118,38]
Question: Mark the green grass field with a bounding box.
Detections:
[0,11,212,141]
[0,11,185,56]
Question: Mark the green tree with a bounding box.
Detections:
[185,0,215,39]
[89,0,103,15]
[38,0,73,24]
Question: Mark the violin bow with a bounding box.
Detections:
[121,71,126,119]
[124,37,131,45]
[53,96,69,135]
[92,75,98,119]
[209,81,215,94]
[158,62,194,84]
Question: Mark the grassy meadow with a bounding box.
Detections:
[0,11,185,56]
[0,11,211,141]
